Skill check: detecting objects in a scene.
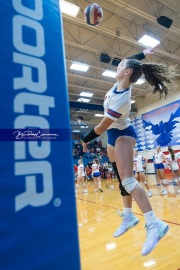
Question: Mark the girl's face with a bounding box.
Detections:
[156,146,160,153]
[116,60,131,81]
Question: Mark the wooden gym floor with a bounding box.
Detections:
[76,176,180,270]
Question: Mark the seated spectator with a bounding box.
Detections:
[86,165,93,180]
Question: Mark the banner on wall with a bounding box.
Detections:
[0,1,81,269]
[133,100,180,151]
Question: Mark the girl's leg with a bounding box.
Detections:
[159,169,168,194]
[97,176,103,192]
[139,172,152,197]
[75,177,80,193]
[107,143,139,237]
[174,171,180,192]
[107,143,133,208]
[94,177,98,191]
[115,136,152,213]
[82,177,88,193]
[115,136,169,256]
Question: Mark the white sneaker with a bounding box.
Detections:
[162,189,168,195]
[159,188,164,193]
[177,189,180,194]
[99,188,103,192]
[148,190,152,197]
[113,213,139,238]
[141,219,169,256]
[83,189,88,193]
[110,185,114,190]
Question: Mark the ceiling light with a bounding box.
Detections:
[102,70,116,78]
[138,35,160,47]
[70,63,89,72]
[72,130,80,133]
[80,92,93,97]
[131,100,136,104]
[135,78,145,85]
[77,98,90,103]
[60,1,80,17]
[95,114,104,117]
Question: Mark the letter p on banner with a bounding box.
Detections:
[0,1,81,269]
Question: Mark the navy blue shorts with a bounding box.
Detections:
[93,172,101,177]
[107,126,137,147]
[155,163,164,170]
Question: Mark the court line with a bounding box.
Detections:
[77,197,180,226]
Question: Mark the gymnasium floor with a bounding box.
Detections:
[76,176,180,270]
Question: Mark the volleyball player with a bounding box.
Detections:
[134,150,152,197]
[166,146,180,193]
[154,146,168,195]
[92,158,103,192]
[75,159,88,194]
[82,46,177,256]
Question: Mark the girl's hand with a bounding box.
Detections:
[83,142,89,152]
[143,45,158,55]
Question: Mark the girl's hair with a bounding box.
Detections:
[126,59,176,98]
[78,159,83,164]
[168,146,175,161]
[94,158,100,165]
[156,146,161,152]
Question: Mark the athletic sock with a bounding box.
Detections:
[143,210,156,223]
[123,208,132,215]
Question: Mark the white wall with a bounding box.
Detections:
[136,90,180,116]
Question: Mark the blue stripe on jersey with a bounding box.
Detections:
[107,109,122,118]
[113,86,130,94]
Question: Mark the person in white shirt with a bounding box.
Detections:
[166,146,180,193]
[154,146,168,195]
[134,150,152,197]
[82,47,174,256]
[75,159,88,194]
[92,158,103,192]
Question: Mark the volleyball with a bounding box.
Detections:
[84,3,103,26]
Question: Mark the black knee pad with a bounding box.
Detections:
[119,183,131,196]
[111,162,130,196]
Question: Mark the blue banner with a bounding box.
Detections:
[133,100,180,150]
[0,1,81,269]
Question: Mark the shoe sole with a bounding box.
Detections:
[142,223,169,256]
[113,219,139,238]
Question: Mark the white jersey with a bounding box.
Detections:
[134,155,144,172]
[166,152,180,171]
[92,163,99,173]
[155,151,164,164]
[78,164,85,177]
[103,83,132,130]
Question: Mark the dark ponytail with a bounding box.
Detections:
[126,59,176,99]
[168,146,175,161]
[141,63,175,98]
